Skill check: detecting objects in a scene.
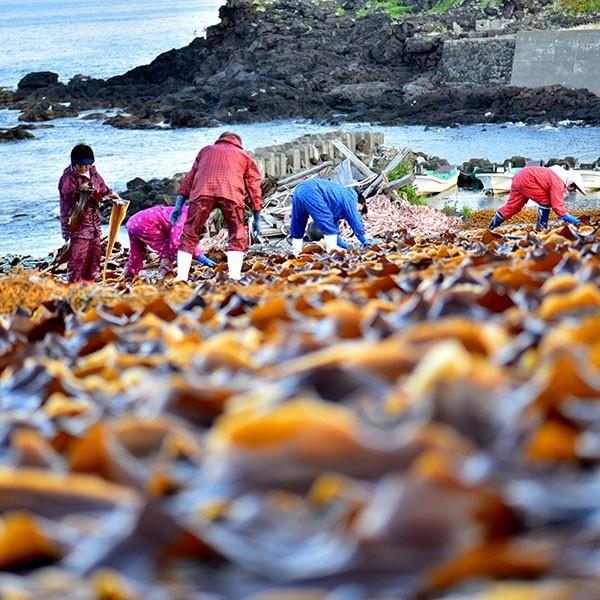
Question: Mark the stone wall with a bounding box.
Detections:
[438,36,516,85]
[251,131,384,178]
[511,30,600,96]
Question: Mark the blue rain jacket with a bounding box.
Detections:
[290,179,366,243]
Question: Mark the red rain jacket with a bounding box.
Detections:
[499,166,567,219]
[177,135,263,212]
[58,165,111,241]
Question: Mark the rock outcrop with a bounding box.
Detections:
[7,0,600,128]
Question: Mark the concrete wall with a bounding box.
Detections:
[511,30,600,95]
[439,36,515,85]
[251,130,384,178]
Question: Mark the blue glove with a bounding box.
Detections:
[197,254,216,268]
[561,213,581,225]
[252,211,262,236]
[170,194,186,224]
[336,235,350,250]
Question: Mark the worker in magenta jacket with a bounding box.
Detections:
[170,132,263,281]
[488,165,586,230]
[58,144,117,283]
[124,205,216,280]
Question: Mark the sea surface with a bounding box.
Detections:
[2,1,600,257]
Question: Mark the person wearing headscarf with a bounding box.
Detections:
[488,165,586,230]
[58,143,117,283]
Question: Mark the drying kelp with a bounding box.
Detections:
[0,219,599,599]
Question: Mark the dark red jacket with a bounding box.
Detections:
[177,135,263,212]
[58,165,111,241]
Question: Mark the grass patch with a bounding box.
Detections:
[431,0,463,13]
[373,1,412,19]
[387,155,425,206]
[560,0,600,12]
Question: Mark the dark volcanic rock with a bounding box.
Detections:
[17,71,59,91]
[18,101,79,122]
[6,0,600,128]
[0,125,35,143]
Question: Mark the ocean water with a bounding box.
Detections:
[0,0,223,88]
[2,2,600,257]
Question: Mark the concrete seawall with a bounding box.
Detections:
[439,29,600,96]
[251,131,384,178]
[511,29,600,96]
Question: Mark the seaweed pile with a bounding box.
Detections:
[0,221,599,599]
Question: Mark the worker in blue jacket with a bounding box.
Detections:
[290,178,372,256]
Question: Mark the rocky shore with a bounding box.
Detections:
[3,0,600,131]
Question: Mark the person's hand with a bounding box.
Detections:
[561,213,581,225]
[252,211,262,236]
[197,255,216,268]
[337,237,350,250]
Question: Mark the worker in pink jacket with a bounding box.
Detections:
[58,144,117,283]
[124,205,216,280]
[488,165,586,230]
[171,132,263,281]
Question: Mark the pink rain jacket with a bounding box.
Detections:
[499,166,567,219]
[177,135,263,212]
[125,205,204,276]
[58,165,111,240]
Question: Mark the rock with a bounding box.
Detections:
[18,101,78,122]
[0,125,35,143]
[17,71,59,91]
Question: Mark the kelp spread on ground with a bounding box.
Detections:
[0,221,599,600]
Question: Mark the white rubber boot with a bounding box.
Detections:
[175,250,193,282]
[324,234,339,252]
[227,251,244,280]
[291,238,303,257]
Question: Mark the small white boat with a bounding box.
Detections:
[475,168,520,195]
[573,169,600,191]
[413,166,459,195]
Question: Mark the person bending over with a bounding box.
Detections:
[488,165,586,231]
[171,132,262,281]
[124,205,215,280]
[289,178,371,256]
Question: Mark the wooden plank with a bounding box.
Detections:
[331,140,376,179]
[277,161,333,188]
[381,173,415,191]
[364,146,411,197]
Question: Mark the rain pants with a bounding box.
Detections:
[58,165,111,283]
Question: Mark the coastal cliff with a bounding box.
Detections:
[4,0,600,127]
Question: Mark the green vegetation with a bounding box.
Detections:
[560,0,600,12]
[460,206,474,219]
[388,155,425,206]
[336,6,346,16]
[431,0,462,13]
[355,7,369,18]
[373,1,411,18]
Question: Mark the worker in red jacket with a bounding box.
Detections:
[488,165,586,230]
[171,132,263,281]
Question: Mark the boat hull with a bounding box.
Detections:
[475,172,514,194]
[573,169,600,191]
[413,172,459,195]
